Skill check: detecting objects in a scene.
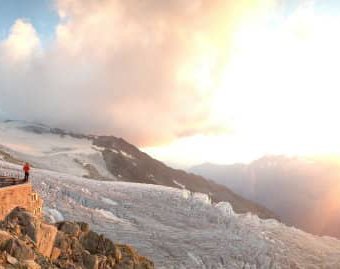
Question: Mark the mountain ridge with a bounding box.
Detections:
[0,120,276,220]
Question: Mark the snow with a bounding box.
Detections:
[120,150,135,159]
[110,149,119,154]
[0,121,115,179]
[173,180,186,189]
[2,160,340,268]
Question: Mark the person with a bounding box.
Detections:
[23,162,30,182]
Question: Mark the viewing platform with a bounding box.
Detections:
[0,172,43,220]
[0,176,26,188]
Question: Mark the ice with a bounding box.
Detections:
[191,192,211,205]
[44,207,65,223]
[101,197,118,206]
[1,160,340,268]
[95,209,131,225]
[81,188,91,194]
[215,202,235,217]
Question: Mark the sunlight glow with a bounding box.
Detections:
[146,4,340,165]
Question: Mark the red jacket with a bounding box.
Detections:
[23,164,30,173]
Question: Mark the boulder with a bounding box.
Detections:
[56,222,81,238]
[79,230,100,255]
[4,207,37,238]
[6,254,18,265]
[36,223,58,257]
[3,238,35,260]
[54,231,71,253]
[80,231,118,257]
[0,231,12,247]
[82,251,99,269]
[77,222,90,234]
[3,207,57,257]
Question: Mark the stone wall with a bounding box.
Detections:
[0,183,43,220]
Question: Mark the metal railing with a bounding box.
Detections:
[0,170,26,187]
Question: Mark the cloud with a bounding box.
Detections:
[0,0,272,146]
[1,19,41,62]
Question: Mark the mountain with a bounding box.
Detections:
[1,160,340,268]
[190,156,340,238]
[0,120,275,219]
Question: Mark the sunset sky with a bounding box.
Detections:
[1,0,340,167]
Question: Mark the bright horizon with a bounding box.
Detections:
[1,1,340,166]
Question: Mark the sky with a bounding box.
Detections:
[1,0,340,167]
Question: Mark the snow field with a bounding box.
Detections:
[1,160,340,268]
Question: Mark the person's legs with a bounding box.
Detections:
[24,172,29,182]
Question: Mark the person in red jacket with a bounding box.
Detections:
[23,162,30,182]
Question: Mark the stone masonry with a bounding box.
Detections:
[0,183,43,220]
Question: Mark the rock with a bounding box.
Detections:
[0,231,12,246]
[113,259,134,269]
[79,231,100,254]
[70,237,83,254]
[3,238,35,260]
[4,207,57,257]
[23,260,41,269]
[77,222,90,234]
[4,207,36,238]
[6,253,18,265]
[50,247,61,261]
[57,222,81,238]
[116,244,154,269]
[54,231,71,253]
[35,223,58,257]
[97,255,108,269]
[80,231,118,257]
[0,208,154,269]
[82,251,99,269]
[114,247,122,263]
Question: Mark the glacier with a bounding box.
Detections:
[1,160,340,268]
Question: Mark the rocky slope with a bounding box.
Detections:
[0,120,276,219]
[0,207,154,269]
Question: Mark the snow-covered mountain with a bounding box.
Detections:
[1,160,340,268]
[0,120,275,219]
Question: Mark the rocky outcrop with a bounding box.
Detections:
[0,207,154,269]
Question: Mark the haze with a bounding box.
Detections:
[1,0,340,166]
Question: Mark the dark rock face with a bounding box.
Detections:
[0,208,154,269]
[94,136,277,219]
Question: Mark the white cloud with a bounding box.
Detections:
[1,19,41,62]
[0,0,274,147]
